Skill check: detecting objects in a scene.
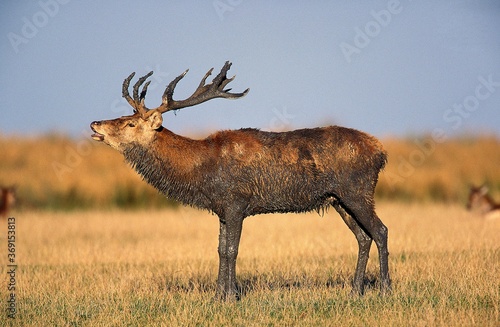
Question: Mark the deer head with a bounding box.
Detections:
[91,61,249,151]
[467,185,492,212]
[0,186,16,218]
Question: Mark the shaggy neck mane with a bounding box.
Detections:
[122,137,209,209]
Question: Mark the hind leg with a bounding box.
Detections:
[343,198,391,294]
[373,213,391,294]
[332,202,372,295]
[372,213,391,294]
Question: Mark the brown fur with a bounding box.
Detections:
[467,185,500,219]
[90,63,391,300]
[0,186,16,219]
[113,125,387,217]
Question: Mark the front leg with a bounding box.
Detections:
[226,218,243,300]
[216,220,228,300]
[216,214,244,301]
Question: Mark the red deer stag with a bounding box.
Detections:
[0,186,16,219]
[90,61,391,300]
[467,185,500,220]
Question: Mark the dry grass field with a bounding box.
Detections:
[1,203,498,326]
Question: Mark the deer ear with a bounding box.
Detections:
[148,111,163,130]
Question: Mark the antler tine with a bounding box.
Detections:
[220,74,235,89]
[191,67,215,98]
[154,61,249,114]
[140,80,152,105]
[122,71,155,115]
[133,71,153,100]
[161,69,189,109]
[207,61,249,98]
[212,61,232,86]
[122,72,137,109]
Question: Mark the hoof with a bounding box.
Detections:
[213,291,240,302]
[380,282,392,296]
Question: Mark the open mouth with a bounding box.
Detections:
[90,125,105,141]
[91,132,104,141]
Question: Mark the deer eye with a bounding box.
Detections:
[128,123,136,127]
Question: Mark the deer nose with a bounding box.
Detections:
[90,121,101,130]
[90,121,102,133]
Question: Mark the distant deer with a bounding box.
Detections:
[0,186,16,219]
[90,62,391,300]
[467,185,500,220]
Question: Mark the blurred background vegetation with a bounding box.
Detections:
[1,133,499,211]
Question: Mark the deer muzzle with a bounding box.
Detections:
[90,121,105,141]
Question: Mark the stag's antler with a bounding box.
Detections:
[122,61,249,118]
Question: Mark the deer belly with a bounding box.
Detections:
[240,176,331,215]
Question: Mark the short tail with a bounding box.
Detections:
[377,149,388,172]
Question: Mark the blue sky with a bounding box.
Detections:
[1,1,499,138]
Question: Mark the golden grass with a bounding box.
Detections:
[0,133,170,209]
[1,203,498,326]
[378,135,500,202]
